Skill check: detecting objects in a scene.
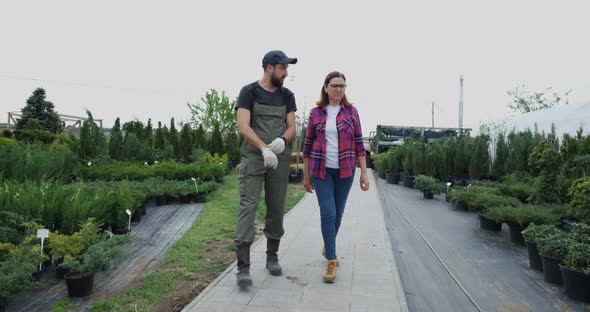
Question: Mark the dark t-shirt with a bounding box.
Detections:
[235,81,297,113]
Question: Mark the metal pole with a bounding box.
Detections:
[459,75,464,129]
[432,101,435,128]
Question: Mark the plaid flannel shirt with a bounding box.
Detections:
[302,103,366,179]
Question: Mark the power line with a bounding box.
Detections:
[0,74,183,95]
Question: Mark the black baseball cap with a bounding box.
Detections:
[262,50,298,68]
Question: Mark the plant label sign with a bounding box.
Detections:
[37,228,49,271]
[37,229,49,239]
[126,209,132,231]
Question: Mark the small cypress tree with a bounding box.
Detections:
[179,123,193,161]
[194,124,207,150]
[208,121,224,156]
[122,133,141,161]
[145,118,154,147]
[225,130,240,167]
[79,110,105,160]
[494,132,509,178]
[528,141,562,203]
[109,118,124,160]
[469,135,490,179]
[168,118,179,159]
[154,121,166,151]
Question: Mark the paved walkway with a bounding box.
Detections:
[183,171,408,312]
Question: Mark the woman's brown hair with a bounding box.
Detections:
[316,71,352,107]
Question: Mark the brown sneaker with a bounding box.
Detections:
[323,260,339,283]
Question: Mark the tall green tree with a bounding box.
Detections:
[208,121,224,156]
[469,135,490,179]
[187,89,237,136]
[154,121,166,151]
[454,135,472,179]
[507,85,568,113]
[528,141,563,203]
[145,118,154,147]
[193,124,207,150]
[168,118,179,159]
[122,120,145,141]
[225,130,240,167]
[494,132,509,178]
[16,88,62,133]
[179,123,193,162]
[109,118,124,160]
[79,110,106,160]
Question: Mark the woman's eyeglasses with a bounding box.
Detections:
[328,84,347,90]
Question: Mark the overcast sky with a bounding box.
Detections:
[1,0,589,135]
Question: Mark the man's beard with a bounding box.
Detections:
[270,73,285,87]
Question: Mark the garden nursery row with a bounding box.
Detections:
[372,126,590,303]
[0,113,234,309]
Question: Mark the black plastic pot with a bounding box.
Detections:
[144,197,157,207]
[131,209,142,223]
[403,176,415,188]
[56,264,68,279]
[454,200,468,211]
[179,194,192,204]
[541,255,563,285]
[167,195,179,204]
[479,215,502,232]
[65,271,95,297]
[422,191,434,199]
[32,270,42,282]
[392,173,401,184]
[386,173,395,184]
[560,264,590,302]
[507,223,525,245]
[156,195,168,206]
[0,302,6,312]
[112,227,130,235]
[378,170,386,180]
[193,193,206,203]
[526,242,543,272]
[141,206,147,216]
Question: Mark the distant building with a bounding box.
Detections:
[370,125,470,153]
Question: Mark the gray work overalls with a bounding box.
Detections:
[235,103,291,247]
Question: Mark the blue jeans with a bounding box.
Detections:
[312,168,355,260]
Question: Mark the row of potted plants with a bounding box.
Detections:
[0,218,131,308]
[79,153,228,182]
[0,233,47,311]
[522,223,590,302]
[0,178,218,235]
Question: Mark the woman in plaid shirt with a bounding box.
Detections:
[303,71,370,283]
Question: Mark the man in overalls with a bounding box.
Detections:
[235,50,297,287]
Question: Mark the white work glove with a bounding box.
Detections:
[267,137,286,155]
[261,147,278,170]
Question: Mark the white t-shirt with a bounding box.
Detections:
[326,105,340,169]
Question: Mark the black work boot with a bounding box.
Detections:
[236,245,253,287]
[266,238,282,276]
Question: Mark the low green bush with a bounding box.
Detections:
[482,204,560,226]
[567,178,590,223]
[414,175,441,194]
[521,223,561,245]
[80,154,227,182]
[498,182,533,203]
[537,230,572,260]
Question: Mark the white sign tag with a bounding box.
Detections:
[126,209,132,216]
[37,229,49,239]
